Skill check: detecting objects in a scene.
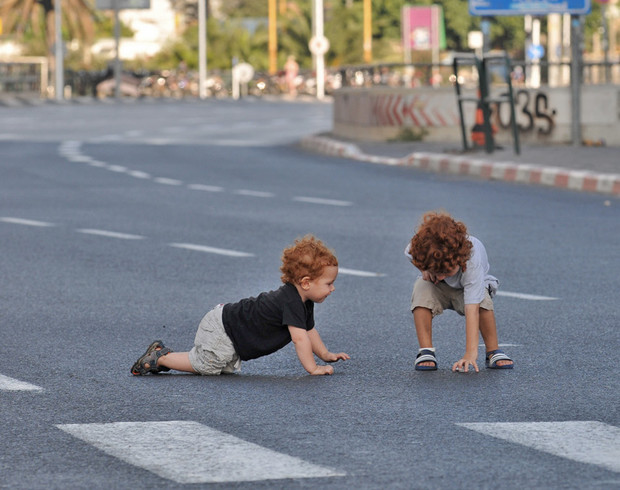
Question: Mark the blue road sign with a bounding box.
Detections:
[469,0,591,16]
[527,43,545,60]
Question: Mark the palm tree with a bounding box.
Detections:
[0,0,95,63]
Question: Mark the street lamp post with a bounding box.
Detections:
[198,0,207,98]
[54,0,63,100]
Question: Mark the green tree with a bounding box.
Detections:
[0,0,96,62]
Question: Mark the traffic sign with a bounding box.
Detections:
[233,63,254,84]
[309,36,330,55]
[527,44,545,60]
[469,0,591,16]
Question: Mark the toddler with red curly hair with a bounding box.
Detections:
[131,235,349,376]
[406,211,513,373]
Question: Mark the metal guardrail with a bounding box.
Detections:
[0,58,618,99]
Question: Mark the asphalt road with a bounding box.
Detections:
[1,99,619,489]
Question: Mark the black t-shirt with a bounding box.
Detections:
[222,283,315,361]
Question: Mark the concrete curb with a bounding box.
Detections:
[300,135,620,197]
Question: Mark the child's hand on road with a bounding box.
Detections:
[452,356,479,373]
[324,352,351,363]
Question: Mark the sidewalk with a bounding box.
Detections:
[300,135,620,197]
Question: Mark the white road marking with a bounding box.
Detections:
[187,183,224,192]
[479,343,521,347]
[154,177,184,186]
[457,421,620,473]
[77,229,145,240]
[496,291,559,301]
[234,189,275,198]
[56,421,345,484]
[107,165,128,173]
[128,170,151,179]
[0,374,43,391]
[66,155,94,163]
[169,243,254,257]
[88,160,108,168]
[339,267,386,277]
[0,217,55,227]
[293,196,353,206]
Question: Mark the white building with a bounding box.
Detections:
[92,0,179,60]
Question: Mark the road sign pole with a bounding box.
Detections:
[113,0,121,99]
[198,0,207,99]
[570,15,583,146]
[54,0,63,100]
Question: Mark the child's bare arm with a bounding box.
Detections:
[308,328,350,363]
[288,326,333,375]
[452,304,480,373]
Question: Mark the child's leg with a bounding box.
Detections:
[478,308,512,367]
[413,307,435,367]
[158,352,197,373]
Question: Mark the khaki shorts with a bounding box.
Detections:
[410,277,494,317]
[189,305,241,375]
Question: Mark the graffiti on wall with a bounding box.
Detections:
[492,89,557,135]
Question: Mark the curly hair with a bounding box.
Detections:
[408,211,472,273]
[280,235,338,284]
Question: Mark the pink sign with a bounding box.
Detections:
[402,5,446,51]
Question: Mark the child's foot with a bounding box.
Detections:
[415,348,438,371]
[131,340,173,375]
[485,349,513,369]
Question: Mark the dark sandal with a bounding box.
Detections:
[415,348,438,371]
[485,349,514,369]
[131,340,173,375]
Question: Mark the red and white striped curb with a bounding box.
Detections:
[300,136,620,197]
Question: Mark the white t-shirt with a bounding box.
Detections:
[405,235,499,305]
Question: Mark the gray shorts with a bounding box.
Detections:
[410,277,494,317]
[188,305,241,375]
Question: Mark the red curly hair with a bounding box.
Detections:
[280,235,338,284]
[408,211,472,273]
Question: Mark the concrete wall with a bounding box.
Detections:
[333,85,620,146]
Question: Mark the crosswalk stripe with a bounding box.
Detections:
[56,421,345,483]
[457,421,620,473]
[0,374,43,391]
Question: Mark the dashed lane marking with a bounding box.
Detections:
[293,196,353,206]
[234,189,276,198]
[0,218,566,295]
[169,242,255,257]
[187,183,224,192]
[77,229,145,240]
[339,267,386,277]
[457,421,620,473]
[128,170,151,179]
[496,291,559,301]
[0,217,55,227]
[56,421,345,484]
[56,142,355,207]
[0,374,43,391]
[154,177,184,186]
